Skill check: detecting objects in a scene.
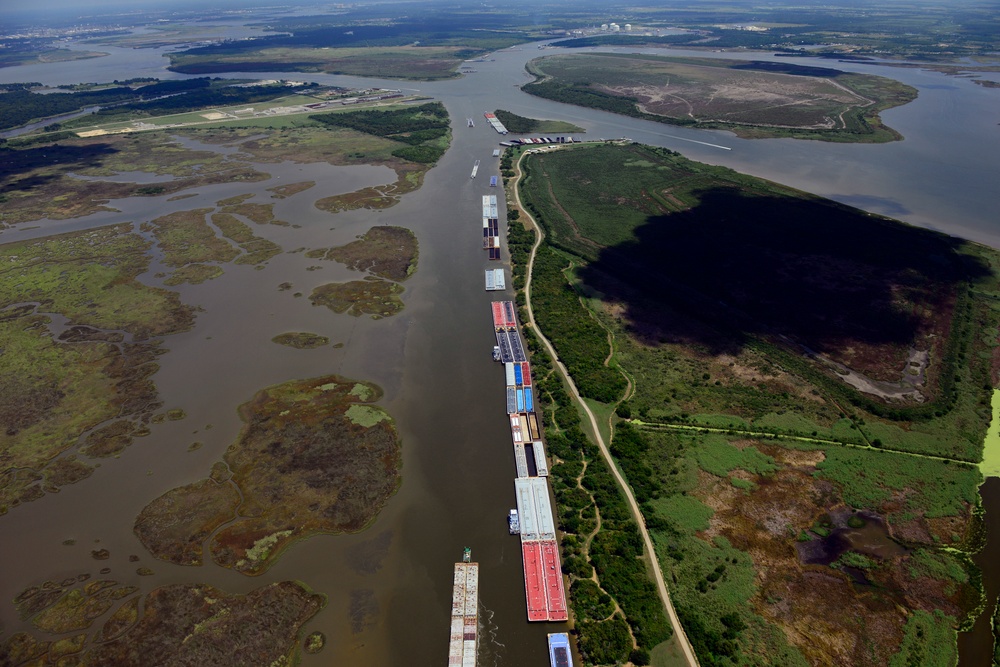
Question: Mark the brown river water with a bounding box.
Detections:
[1,33,999,665]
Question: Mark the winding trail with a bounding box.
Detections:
[511,149,700,667]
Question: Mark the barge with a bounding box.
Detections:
[448,549,478,667]
[513,441,530,478]
[520,538,568,622]
[528,440,548,476]
[484,112,509,135]
[485,268,506,292]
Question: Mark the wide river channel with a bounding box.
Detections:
[1,29,999,665]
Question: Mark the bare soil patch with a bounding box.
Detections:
[697,456,972,666]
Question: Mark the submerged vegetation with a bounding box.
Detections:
[0,67,442,664]
[512,141,1000,665]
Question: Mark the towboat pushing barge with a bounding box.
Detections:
[490,300,569,623]
[448,549,478,667]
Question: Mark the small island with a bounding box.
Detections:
[135,375,401,575]
[492,109,585,134]
[523,53,917,142]
[271,332,330,349]
[307,225,418,319]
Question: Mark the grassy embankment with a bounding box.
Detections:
[512,142,1000,666]
[522,53,917,143]
[493,109,585,135]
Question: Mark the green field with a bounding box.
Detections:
[169,46,475,80]
[493,109,585,134]
[512,142,998,666]
[523,53,917,142]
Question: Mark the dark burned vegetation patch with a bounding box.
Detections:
[522,143,993,421]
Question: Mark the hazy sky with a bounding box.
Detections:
[1,0,287,18]
[16,0,258,7]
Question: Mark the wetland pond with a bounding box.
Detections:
[797,509,910,588]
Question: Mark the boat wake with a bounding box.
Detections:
[478,605,506,667]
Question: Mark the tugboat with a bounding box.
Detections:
[508,509,520,534]
[492,345,501,361]
[463,546,472,563]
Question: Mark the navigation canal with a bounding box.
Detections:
[1,30,999,666]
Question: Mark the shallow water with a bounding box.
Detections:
[959,478,1000,664]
